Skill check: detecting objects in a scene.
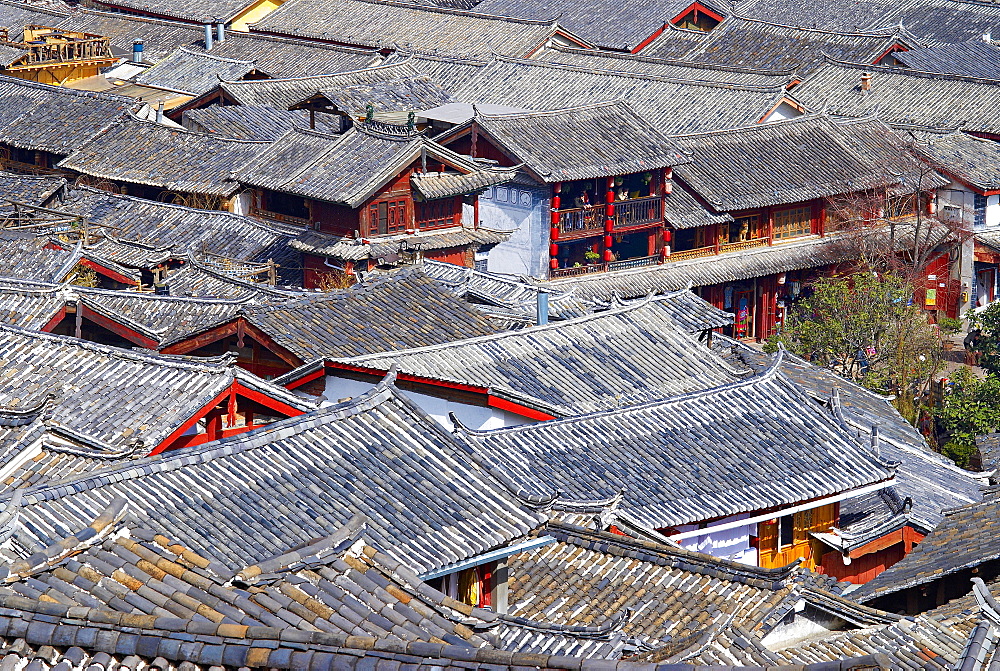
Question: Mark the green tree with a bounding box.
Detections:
[767,272,944,421]
[970,302,1000,375]
[934,368,1000,467]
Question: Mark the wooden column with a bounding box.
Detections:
[604,176,615,262]
[205,409,223,441]
[549,183,561,273]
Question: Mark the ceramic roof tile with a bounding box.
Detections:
[57,115,272,198]
[3,381,544,575]
[336,293,743,415]
[249,0,569,58]
[454,351,896,528]
[0,75,133,155]
[894,40,1000,78]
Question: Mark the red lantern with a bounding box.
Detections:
[663,229,672,243]
[549,243,559,257]
[603,249,613,262]
[664,182,673,195]
[604,235,613,248]
[604,219,614,233]
[550,226,559,241]
[551,195,560,210]
[550,258,558,270]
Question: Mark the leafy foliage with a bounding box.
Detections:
[934,367,1000,467]
[767,272,944,420]
[970,302,1000,376]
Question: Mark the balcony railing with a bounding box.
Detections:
[0,158,60,176]
[556,204,606,237]
[249,205,310,226]
[555,196,663,237]
[720,237,767,253]
[613,196,661,229]
[550,254,659,278]
[666,245,715,262]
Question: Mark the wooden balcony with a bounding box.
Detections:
[666,245,715,262]
[249,205,310,226]
[555,195,663,239]
[720,237,767,254]
[0,157,60,175]
[550,254,659,278]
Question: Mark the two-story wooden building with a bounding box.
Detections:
[542,114,950,340]
[235,119,518,286]
[435,100,688,278]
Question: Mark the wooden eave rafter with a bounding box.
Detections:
[159,316,303,369]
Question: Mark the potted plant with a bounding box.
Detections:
[584,249,601,264]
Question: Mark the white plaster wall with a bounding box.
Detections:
[317,375,536,430]
[762,101,804,123]
[477,185,549,278]
[987,194,1000,229]
[675,514,758,565]
[937,183,977,228]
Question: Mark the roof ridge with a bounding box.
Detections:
[0,73,136,104]
[723,11,913,38]
[219,58,416,85]
[176,46,256,65]
[489,54,787,91]
[666,110,834,139]
[547,45,798,77]
[77,285,258,307]
[343,0,559,25]
[0,323,233,375]
[16,372,402,504]
[545,521,803,582]
[338,292,673,361]
[454,348,788,438]
[818,55,1000,85]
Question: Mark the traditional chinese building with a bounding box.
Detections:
[235,120,517,286]
[435,100,688,278]
[0,25,117,84]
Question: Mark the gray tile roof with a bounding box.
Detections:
[853,488,1000,603]
[312,77,454,116]
[668,115,899,212]
[57,115,272,198]
[909,129,1000,192]
[183,105,342,140]
[664,179,733,230]
[458,100,687,183]
[0,0,69,38]
[89,0,256,25]
[665,17,914,76]
[0,325,311,450]
[540,46,797,87]
[243,269,500,361]
[731,0,901,33]
[215,61,426,109]
[132,48,257,95]
[894,40,1000,78]
[450,56,792,134]
[721,342,985,549]
[434,0,724,51]
[0,74,133,155]
[501,523,864,658]
[290,227,508,261]
[416,259,600,321]
[0,232,79,284]
[792,58,1000,135]
[55,186,301,264]
[544,233,856,301]
[0,170,64,209]
[237,123,511,208]
[248,0,572,58]
[335,293,745,415]
[0,279,64,330]
[867,0,1000,46]
[454,351,897,529]
[2,379,545,575]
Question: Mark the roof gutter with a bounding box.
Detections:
[669,478,895,541]
[418,535,556,580]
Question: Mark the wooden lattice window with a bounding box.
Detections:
[773,206,812,240]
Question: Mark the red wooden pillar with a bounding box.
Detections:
[604,176,615,262]
[549,183,561,272]
[205,409,223,441]
[713,222,721,254]
[766,207,774,245]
